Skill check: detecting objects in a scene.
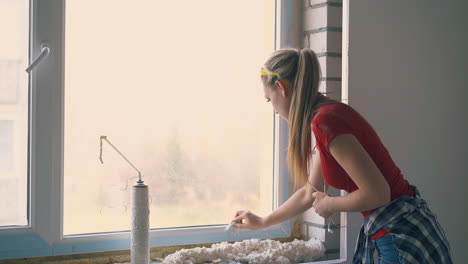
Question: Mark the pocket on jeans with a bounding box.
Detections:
[378,257,400,264]
[376,235,401,264]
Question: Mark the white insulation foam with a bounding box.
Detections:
[161,237,325,264]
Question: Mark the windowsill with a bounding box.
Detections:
[1,220,345,263]
[2,236,301,264]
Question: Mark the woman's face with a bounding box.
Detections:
[262,80,291,121]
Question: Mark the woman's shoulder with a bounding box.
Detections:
[311,100,359,139]
[312,101,350,125]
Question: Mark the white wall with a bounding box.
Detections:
[347,1,468,262]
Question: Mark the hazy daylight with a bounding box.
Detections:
[0,0,28,227]
[63,0,275,234]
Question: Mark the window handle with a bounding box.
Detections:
[26,43,50,73]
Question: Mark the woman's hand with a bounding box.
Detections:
[312,192,334,218]
[231,210,266,230]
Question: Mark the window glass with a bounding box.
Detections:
[0,0,29,227]
[64,0,275,235]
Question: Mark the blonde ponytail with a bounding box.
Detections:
[261,48,322,189]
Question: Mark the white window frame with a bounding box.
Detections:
[0,0,305,259]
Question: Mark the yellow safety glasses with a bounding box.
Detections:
[260,67,282,79]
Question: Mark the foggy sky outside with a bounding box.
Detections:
[63,0,276,234]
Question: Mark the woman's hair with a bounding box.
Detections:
[261,48,325,189]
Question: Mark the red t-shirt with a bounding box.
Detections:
[311,98,414,239]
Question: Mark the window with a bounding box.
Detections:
[0,0,299,259]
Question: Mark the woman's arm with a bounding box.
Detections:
[316,134,390,215]
[233,149,324,229]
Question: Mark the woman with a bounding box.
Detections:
[231,48,452,263]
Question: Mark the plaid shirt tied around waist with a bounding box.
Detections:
[353,186,452,264]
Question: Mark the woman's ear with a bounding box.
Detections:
[275,80,289,98]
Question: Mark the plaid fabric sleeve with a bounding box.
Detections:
[353,186,452,264]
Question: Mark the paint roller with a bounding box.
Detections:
[100,136,150,264]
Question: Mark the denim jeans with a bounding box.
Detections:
[375,235,402,264]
